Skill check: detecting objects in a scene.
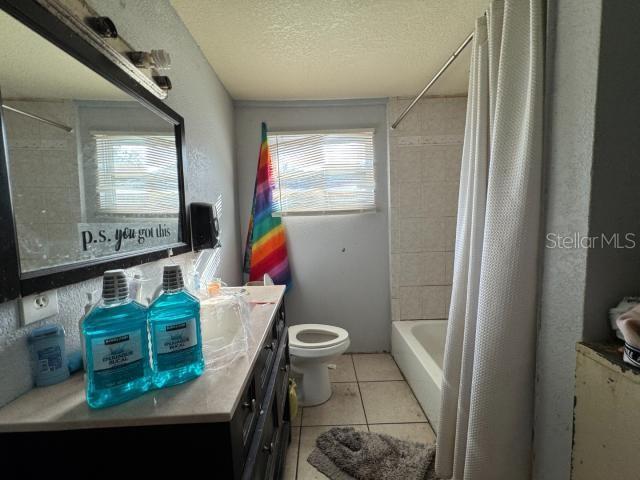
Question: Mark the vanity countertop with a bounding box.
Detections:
[0,285,286,432]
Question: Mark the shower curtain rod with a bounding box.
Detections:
[1,104,74,133]
[391,32,474,130]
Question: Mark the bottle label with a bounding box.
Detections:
[154,318,199,371]
[37,346,63,373]
[91,329,144,389]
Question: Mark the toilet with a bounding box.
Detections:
[288,324,350,406]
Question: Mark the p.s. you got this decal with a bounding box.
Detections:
[78,222,178,254]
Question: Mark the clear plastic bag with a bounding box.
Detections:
[200,288,250,371]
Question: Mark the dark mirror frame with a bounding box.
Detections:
[0,0,191,303]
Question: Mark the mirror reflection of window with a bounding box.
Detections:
[0,9,182,273]
[94,133,179,216]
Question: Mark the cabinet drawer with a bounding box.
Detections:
[251,400,281,480]
[256,327,278,403]
[230,374,259,475]
[275,336,290,423]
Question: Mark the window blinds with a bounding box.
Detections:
[268,130,376,215]
[94,134,179,215]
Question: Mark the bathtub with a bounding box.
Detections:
[392,320,447,427]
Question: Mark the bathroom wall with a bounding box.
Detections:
[387,97,466,323]
[234,100,390,352]
[0,0,240,408]
[533,2,600,476]
[535,0,640,478]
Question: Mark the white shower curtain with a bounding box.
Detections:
[435,1,543,479]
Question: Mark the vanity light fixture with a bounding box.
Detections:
[86,16,117,38]
[152,76,172,92]
[127,50,172,90]
[127,50,171,70]
[35,0,168,99]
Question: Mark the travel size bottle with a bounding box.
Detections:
[82,270,152,409]
[148,265,204,388]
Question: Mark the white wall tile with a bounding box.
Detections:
[423,252,446,284]
[398,217,426,252]
[421,217,446,251]
[390,254,400,291]
[443,216,457,251]
[397,134,463,146]
[444,145,464,182]
[389,99,420,136]
[388,97,465,323]
[393,147,424,184]
[397,182,423,217]
[16,222,48,257]
[444,251,455,283]
[421,286,450,319]
[422,150,446,182]
[400,286,423,319]
[41,150,77,188]
[399,253,424,285]
[47,223,85,263]
[391,299,400,321]
[12,188,45,224]
[423,182,459,217]
[389,208,400,253]
[398,252,446,286]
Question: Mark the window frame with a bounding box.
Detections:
[267,128,378,217]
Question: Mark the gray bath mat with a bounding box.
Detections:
[307,426,437,480]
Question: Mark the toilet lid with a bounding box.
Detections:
[289,324,349,349]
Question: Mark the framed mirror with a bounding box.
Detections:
[0,1,190,302]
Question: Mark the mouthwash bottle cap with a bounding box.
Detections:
[102,269,129,305]
[163,264,184,293]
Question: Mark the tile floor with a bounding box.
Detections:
[283,353,435,480]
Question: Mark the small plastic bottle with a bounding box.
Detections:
[82,270,152,409]
[28,325,70,387]
[148,265,204,388]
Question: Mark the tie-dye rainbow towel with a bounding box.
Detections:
[243,122,291,288]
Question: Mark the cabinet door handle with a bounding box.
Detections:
[242,398,256,411]
[263,441,275,454]
[264,341,274,351]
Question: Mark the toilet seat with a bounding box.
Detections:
[288,324,351,405]
[289,324,349,349]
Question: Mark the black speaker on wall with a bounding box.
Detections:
[189,202,220,251]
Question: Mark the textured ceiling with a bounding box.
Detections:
[171,0,486,100]
[0,10,126,100]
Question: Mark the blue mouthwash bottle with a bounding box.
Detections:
[82,270,151,409]
[149,265,204,388]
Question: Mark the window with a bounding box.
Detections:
[94,133,178,215]
[268,129,376,215]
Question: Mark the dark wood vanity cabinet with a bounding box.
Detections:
[0,294,291,480]
[233,302,291,480]
[208,300,291,479]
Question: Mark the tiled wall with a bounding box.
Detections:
[5,100,83,272]
[388,97,466,322]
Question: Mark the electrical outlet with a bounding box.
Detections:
[20,290,59,326]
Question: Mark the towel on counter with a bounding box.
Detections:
[243,122,291,288]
